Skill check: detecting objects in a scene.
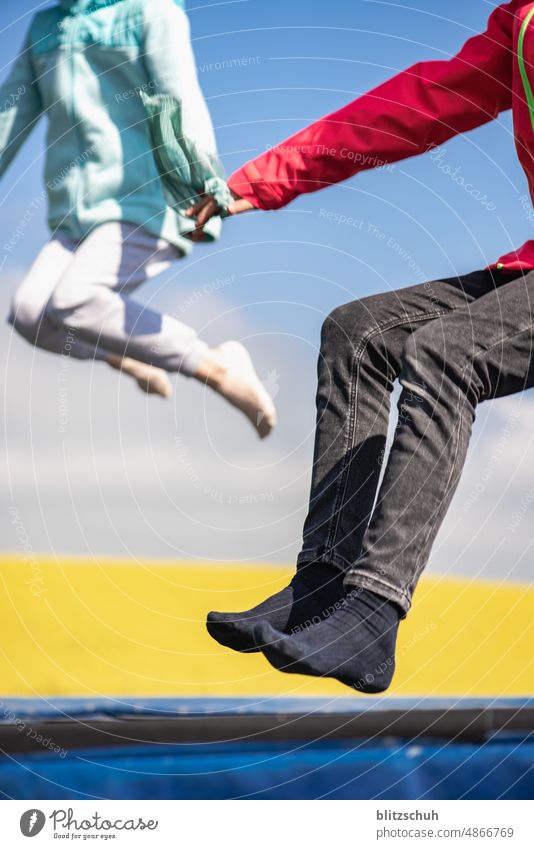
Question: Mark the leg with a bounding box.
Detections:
[207,270,499,652]
[9,232,173,398]
[45,222,276,436]
[9,233,102,360]
[347,267,534,609]
[45,222,204,372]
[257,268,534,690]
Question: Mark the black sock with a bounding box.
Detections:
[253,588,401,692]
[206,562,346,652]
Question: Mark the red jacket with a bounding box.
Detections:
[228,1,534,271]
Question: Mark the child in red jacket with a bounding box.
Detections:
[190,1,532,691]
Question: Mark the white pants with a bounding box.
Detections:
[8,222,208,375]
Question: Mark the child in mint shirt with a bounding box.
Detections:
[2,0,275,437]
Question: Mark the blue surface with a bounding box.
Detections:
[0,698,533,799]
[1,739,533,800]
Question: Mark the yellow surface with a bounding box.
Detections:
[0,556,532,697]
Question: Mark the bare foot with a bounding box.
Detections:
[107,355,172,399]
[195,341,277,438]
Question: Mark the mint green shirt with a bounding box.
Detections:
[0,0,221,251]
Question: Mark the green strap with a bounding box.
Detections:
[517,7,534,134]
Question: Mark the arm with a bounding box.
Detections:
[229,0,518,209]
[0,31,43,180]
[141,0,217,157]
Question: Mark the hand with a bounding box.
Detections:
[185,190,254,241]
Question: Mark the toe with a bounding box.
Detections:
[206,610,227,624]
[257,410,276,439]
[206,611,259,653]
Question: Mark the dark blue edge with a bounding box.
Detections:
[0,696,532,721]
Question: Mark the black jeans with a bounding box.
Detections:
[298,268,534,613]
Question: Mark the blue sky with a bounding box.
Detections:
[1,0,534,585]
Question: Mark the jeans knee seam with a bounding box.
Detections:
[411,325,534,580]
[324,308,449,553]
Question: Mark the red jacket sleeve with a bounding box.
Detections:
[228,1,518,209]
